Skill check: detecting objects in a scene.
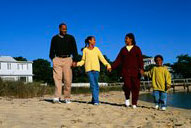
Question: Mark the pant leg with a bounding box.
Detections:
[123,76,131,100]
[87,71,96,103]
[131,77,140,105]
[62,57,73,99]
[93,71,99,103]
[160,91,167,107]
[53,57,63,98]
[153,90,160,106]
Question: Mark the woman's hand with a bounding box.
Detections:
[140,69,144,76]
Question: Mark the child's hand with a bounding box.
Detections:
[167,86,171,90]
[107,68,112,72]
[72,62,77,67]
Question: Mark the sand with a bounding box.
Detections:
[0,91,191,128]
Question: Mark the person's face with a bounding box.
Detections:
[59,25,67,35]
[125,36,133,45]
[155,57,163,66]
[89,37,96,46]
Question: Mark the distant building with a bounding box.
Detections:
[143,57,155,69]
[0,56,33,82]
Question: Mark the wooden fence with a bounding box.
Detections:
[107,78,191,92]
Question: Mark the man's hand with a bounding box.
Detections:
[72,62,77,67]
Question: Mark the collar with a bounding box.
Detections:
[58,34,64,38]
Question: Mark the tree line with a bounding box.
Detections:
[14,54,191,85]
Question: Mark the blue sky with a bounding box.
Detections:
[0,0,191,64]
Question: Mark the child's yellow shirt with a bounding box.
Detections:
[77,47,111,72]
[144,66,171,92]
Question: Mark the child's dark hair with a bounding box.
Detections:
[81,36,94,51]
[154,55,163,62]
[125,33,136,45]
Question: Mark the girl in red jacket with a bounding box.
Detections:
[112,33,144,108]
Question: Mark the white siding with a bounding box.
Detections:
[0,56,33,83]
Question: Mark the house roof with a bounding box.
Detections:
[0,56,32,63]
[0,56,16,62]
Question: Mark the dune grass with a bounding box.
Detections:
[0,79,122,98]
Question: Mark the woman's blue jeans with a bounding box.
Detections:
[87,71,99,104]
[153,90,167,107]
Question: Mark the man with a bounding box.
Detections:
[49,23,78,103]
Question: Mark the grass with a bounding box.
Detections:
[0,79,54,98]
[0,79,122,98]
[71,86,122,94]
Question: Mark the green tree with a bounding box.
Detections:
[72,55,89,82]
[33,59,53,84]
[144,64,155,71]
[142,54,152,59]
[173,54,191,78]
[14,56,27,61]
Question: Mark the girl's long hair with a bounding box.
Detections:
[81,36,94,51]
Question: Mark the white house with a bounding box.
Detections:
[0,56,33,82]
[143,57,155,69]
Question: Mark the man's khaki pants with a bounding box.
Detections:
[53,57,72,99]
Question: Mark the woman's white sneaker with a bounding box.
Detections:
[132,105,137,109]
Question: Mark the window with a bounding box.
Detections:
[7,63,11,70]
[20,77,26,82]
[21,64,24,70]
[17,64,20,70]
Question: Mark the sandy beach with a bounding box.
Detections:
[0,91,191,128]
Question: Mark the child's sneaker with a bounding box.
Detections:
[132,105,137,109]
[154,105,159,109]
[53,98,61,104]
[125,99,130,107]
[161,107,166,111]
[94,103,99,105]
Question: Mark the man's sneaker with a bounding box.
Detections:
[53,98,61,104]
[125,99,130,107]
[94,103,99,105]
[154,105,159,109]
[161,107,166,111]
[132,105,137,109]
[64,99,71,104]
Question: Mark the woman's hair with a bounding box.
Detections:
[81,36,94,51]
[154,55,163,62]
[125,33,136,45]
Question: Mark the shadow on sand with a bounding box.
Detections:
[42,98,154,109]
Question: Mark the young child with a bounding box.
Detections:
[144,55,171,110]
[111,33,144,108]
[76,36,111,105]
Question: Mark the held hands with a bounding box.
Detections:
[107,66,112,72]
[72,62,77,67]
[140,69,144,76]
[107,68,112,72]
